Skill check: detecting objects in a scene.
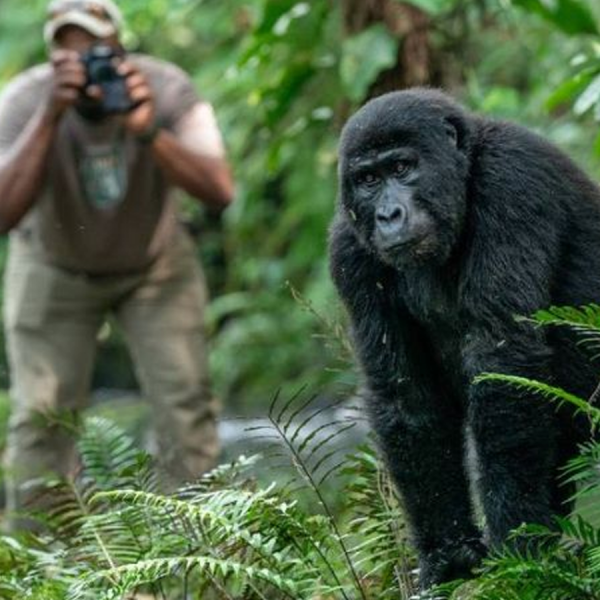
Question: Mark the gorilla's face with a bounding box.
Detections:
[339,90,472,270]
[344,147,438,268]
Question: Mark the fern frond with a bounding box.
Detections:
[339,445,416,598]
[266,392,369,600]
[78,417,157,492]
[556,515,600,550]
[473,373,600,427]
[531,304,600,331]
[93,484,351,597]
[73,555,301,599]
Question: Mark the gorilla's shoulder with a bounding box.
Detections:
[472,117,593,197]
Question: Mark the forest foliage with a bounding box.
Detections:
[2,307,600,600]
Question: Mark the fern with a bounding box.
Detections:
[74,556,301,599]
[3,363,600,599]
[473,372,600,428]
[0,387,425,599]
[531,304,600,332]
[342,446,417,599]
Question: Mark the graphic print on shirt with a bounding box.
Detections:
[77,138,128,210]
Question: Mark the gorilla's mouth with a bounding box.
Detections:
[383,235,425,251]
[377,231,438,265]
[379,231,430,253]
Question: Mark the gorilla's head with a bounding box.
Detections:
[338,88,474,269]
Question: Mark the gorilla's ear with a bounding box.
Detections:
[443,118,459,148]
[442,115,471,154]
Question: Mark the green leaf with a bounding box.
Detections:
[512,0,598,36]
[574,73,600,115]
[474,372,600,427]
[340,24,399,103]
[545,71,596,112]
[531,304,600,329]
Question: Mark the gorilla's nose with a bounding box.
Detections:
[376,204,407,238]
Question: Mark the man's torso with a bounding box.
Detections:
[0,55,203,274]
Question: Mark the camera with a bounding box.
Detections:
[81,44,132,115]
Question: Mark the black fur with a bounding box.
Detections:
[329,88,600,589]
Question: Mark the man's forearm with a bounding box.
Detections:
[0,107,57,233]
[150,128,234,211]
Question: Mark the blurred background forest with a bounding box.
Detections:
[1,0,600,422]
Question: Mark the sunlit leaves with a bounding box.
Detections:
[574,73,600,117]
[545,69,598,112]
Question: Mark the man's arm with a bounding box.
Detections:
[120,62,234,212]
[150,131,234,211]
[0,108,57,233]
[0,50,86,233]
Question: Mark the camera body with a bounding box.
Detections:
[81,44,132,115]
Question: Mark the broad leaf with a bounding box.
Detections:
[545,71,596,112]
[512,0,598,36]
[340,24,398,103]
[574,73,600,116]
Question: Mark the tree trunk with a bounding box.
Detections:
[342,0,435,96]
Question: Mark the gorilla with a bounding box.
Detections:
[329,88,600,589]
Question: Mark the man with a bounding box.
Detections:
[0,0,234,523]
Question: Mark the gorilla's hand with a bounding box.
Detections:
[419,537,487,591]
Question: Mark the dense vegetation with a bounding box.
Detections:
[3,1,600,598]
[2,304,600,599]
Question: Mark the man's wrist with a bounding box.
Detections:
[40,102,64,127]
[135,120,161,145]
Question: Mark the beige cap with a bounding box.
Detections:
[44,0,123,44]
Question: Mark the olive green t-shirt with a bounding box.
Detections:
[0,54,217,274]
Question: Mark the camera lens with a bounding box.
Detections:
[90,62,118,83]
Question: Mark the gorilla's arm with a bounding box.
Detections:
[330,217,483,585]
[460,155,562,545]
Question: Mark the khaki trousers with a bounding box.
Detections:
[3,232,219,520]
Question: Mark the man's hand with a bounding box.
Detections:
[118,61,156,136]
[47,50,87,122]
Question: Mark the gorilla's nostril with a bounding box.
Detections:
[377,205,405,225]
[389,206,403,222]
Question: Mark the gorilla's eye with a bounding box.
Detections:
[359,172,380,186]
[396,161,411,176]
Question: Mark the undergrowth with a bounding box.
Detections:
[2,304,600,598]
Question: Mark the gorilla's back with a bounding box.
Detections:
[471,117,600,306]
